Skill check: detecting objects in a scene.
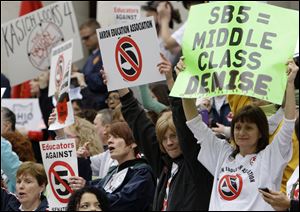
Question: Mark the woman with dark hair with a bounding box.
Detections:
[180,58,298,210]
[67,122,156,211]
[67,186,110,211]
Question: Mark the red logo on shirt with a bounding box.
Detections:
[250,156,256,166]
[294,187,299,200]
[218,174,243,201]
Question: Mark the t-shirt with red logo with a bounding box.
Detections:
[287,166,299,201]
[187,115,295,211]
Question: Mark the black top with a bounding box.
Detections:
[120,91,213,210]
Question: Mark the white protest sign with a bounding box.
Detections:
[1,88,6,98]
[1,1,83,86]
[49,39,73,97]
[40,139,78,211]
[1,98,46,131]
[113,5,141,24]
[97,16,165,91]
[49,40,74,131]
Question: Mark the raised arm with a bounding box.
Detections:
[172,58,199,121]
[157,2,180,51]
[101,70,164,178]
[284,60,298,120]
[139,84,167,114]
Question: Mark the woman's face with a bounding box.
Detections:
[77,192,102,211]
[107,134,135,164]
[234,121,261,155]
[107,92,120,110]
[16,173,45,206]
[162,128,182,159]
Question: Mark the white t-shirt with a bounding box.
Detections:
[187,115,294,211]
[171,22,186,46]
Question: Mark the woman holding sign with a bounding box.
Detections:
[67,121,156,211]
[178,58,298,210]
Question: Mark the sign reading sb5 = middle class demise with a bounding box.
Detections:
[97,16,165,92]
[170,1,299,105]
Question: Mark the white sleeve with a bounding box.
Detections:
[186,115,232,175]
[171,22,186,46]
[263,118,295,185]
[90,153,104,176]
[269,118,295,161]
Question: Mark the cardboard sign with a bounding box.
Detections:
[40,139,78,211]
[48,40,74,131]
[1,1,83,86]
[49,39,73,97]
[1,98,46,131]
[97,16,165,91]
[113,5,141,24]
[170,1,299,105]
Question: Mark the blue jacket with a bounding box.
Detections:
[88,158,155,211]
[1,137,21,193]
[1,188,48,211]
[81,49,108,110]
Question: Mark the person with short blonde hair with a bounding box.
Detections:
[155,111,176,154]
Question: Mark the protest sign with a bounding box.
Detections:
[49,39,73,97]
[1,1,83,86]
[113,5,141,24]
[48,40,74,131]
[40,139,78,211]
[1,98,46,131]
[97,16,165,91]
[170,1,299,105]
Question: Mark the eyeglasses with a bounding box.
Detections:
[107,96,120,101]
[81,32,95,41]
[162,134,177,143]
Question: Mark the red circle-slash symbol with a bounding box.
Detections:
[49,161,75,203]
[115,36,142,81]
[218,174,243,201]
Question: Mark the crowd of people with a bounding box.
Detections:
[1,1,299,211]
